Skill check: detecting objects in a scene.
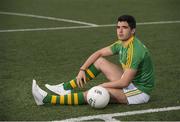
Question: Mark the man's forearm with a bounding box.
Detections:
[80,47,113,70]
[80,51,102,70]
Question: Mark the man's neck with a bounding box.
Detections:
[121,36,134,47]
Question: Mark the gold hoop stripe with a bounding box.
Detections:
[51,95,57,104]
[60,95,64,104]
[70,79,77,88]
[86,69,95,78]
[67,94,72,105]
[74,93,78,105]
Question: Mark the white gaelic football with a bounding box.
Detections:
[87,86,110,109]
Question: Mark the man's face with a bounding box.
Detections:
[116,21,135,41]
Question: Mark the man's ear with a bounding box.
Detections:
[131,28,136,34]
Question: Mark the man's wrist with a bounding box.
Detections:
[80,68,86,72]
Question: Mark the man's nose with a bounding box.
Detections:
[118,28,123,33]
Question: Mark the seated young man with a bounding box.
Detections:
[32,15,155,106]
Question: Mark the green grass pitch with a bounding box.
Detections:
[0,0,180,121]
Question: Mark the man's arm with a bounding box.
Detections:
[80,46,113,70]
[100,69,137,88]
[76,46,113,88]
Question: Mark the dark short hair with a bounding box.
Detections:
[118,15,136,29]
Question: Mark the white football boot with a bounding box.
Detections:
[45,83,71,95]
[32,79,47,105]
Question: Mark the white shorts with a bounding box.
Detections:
[123,83,150,105]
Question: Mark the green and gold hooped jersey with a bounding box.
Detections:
[110,36,155,95]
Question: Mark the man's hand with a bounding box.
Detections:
[76,70,87,88]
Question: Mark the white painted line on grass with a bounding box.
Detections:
[0,11,98,26]
[0,11,180,33]
[60,106,180,121]
[102,20,180,27]
[0,20,180,33]
[0,25,93,33]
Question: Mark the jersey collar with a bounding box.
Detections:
[122,35,134,47]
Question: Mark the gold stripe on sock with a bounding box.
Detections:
[74,93,78,105]
[70,80,77,88]
[51,95,57,104]
[60,95,64,104]
[86,69,95,78]
[68,94,72,105]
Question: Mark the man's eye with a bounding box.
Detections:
[123,26,128,29]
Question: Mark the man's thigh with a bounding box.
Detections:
[106,88,128,104]
[94,57,123,81]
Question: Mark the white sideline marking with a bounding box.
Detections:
[60,106,180,121]
[0,20,180,33]
[100,20,180,27]
[0,11,98,26]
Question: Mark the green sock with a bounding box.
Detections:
[63,64,100,90]
[43,92,85,105]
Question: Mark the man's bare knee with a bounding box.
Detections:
[94,57,106,69]
[106,88,128,104]
[94,57,123,81]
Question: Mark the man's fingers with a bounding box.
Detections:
[76,77,84,88]
[76,77,81,88]
[79,80,84,88]
[76,72,87,88]
[83,75,87,84]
